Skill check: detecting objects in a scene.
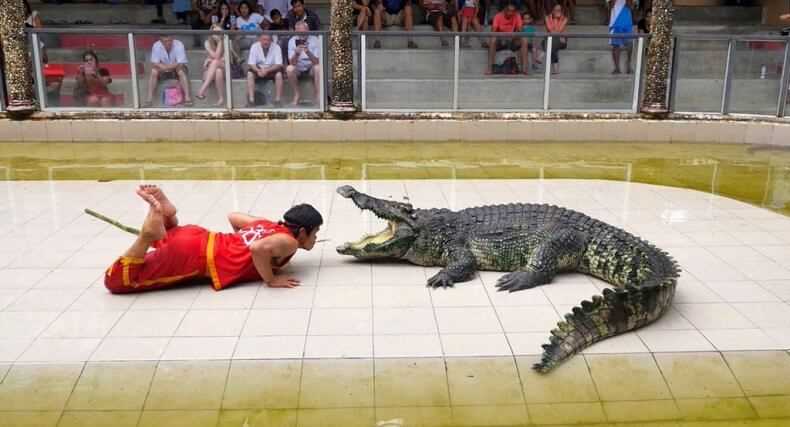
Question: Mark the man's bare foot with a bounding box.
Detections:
[136,185,177,217]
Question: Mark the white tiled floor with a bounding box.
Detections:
[2,179,790,363]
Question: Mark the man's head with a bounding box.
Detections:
[291,0,305,17]
[160,36,173,51]
[522,12,533,24]
[258,33,272,48]
[283,204,323,250]
[503,1,517,17]
[294,20,309,34]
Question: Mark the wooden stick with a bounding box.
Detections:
[84,208,140,235]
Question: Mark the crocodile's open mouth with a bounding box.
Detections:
[337,220,398,253]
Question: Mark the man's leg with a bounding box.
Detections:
[274,71,284,103]
[612,46,621,74]
[311,67,321,104]
[625,42,633,74]
[246,70,257,105]
[519,38,529,75]
[287,65,301,105]
[146,68,160,105]
[136,184,178,229]
[176,65,193,103]
[486,37,496,74]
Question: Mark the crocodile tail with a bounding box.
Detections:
[532,243,679,373]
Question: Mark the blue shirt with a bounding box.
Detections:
[382,0,408,15]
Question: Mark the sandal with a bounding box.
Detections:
[195,94,206,100]
[183,100,194,107]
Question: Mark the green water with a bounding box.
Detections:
[2,141,789,215]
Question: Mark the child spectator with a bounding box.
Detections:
[264,9,288,30]
[543,2,568,75]
[608,0,633,74]
[459,0,485,48]
[521,12,543,70]
[235,0,266,50]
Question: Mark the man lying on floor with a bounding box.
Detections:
[104,185,322,293]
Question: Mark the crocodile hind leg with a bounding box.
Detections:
[496,227,587,292]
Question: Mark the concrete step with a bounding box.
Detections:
[364,76,780,112]
[34,1,764,27]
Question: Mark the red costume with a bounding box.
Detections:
[104,220,296,294]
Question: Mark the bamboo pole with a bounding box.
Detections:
[84,208,140,235]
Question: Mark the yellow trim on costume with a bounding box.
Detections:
[118,256,145,288]
[137,270,201,287]
[206,232,222,290]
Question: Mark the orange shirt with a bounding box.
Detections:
[492,12,523,33]
[208,219,296,290]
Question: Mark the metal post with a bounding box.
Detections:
[128,32,140,109]
[543,35,553,111]
[720,39,736,115]
[777,40,790,117]
[321,34,328,112]
[361,33,367,111]
[223,33,233,110]
[31,33,46,110]
[453,34,460,110]
[668,36,679,113]
[631,36,645,113]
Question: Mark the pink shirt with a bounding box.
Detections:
[492,12,523,33]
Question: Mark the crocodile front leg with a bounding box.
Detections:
[427,246,477,288]
[496,227,587,292]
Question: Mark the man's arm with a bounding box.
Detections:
[250,235,300,287]
[227,212,263,231]
[306,40,320,65]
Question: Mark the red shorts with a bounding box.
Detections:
[104,225,210,294]
[461,7,476,20]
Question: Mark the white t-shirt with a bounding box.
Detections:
[288,36,321,72]
[150,39,188,65]
[463,0,477,8]
[247,41,283,68]
[236,13,265,31]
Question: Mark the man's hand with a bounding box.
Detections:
[781,13,790,21]
[257,68,268,77]
[268,276,301,288]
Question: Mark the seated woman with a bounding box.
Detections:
[196,24,229,106]
[73,50,115,107]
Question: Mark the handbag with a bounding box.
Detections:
[162,84,185,106]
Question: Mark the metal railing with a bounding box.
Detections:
[670,34,790,117]
[359,31,647,113]
[28,28,328,113]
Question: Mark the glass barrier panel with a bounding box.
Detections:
[457,32,544,111]
[363,33,453,110]
[33,31,134,109]
[134,32,229,110]
[729,40,786,115]
[672,38,728,113]
[548,35,636,111]
[232,32,325,111]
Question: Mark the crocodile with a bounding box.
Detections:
[335,185,679,373]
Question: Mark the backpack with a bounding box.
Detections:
[493,57,519,75]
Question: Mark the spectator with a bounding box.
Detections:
[23,0,42,28]
[637,8,651,34]
[263,9,288,30]
[523,0,545,24]
[608,0,633,74]
[521,11,542,71]
[246,34,284,107]
[215,1,235,30]
[73,50,115,107]
[353,0,373,31]
[196,25,227,106]
[192,0,219,31]
[286,21,321,105]
[560,0,575,24]
[235,1,266,50]
[372,0,417,49]
[422,0,456,48]
[286,0,321,31]
[486,1,528,76]
[173,0,192,25]
[263,0,293,22]
[144,36,193,107]
[459,0,485,48]
[543,2,568,75]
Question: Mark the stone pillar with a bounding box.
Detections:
[640,0,673,116]
[328,0,356,113]
[0,0,35,114]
